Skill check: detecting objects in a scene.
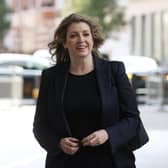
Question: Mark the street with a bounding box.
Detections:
[0,102,168,168]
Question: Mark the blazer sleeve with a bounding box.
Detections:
[106,61,140,154]
[33,70,61,154]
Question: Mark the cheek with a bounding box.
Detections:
[90,37,94,45]
[64,41,72,49]
[90,39,94,48]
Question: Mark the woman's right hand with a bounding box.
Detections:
[59,137,80,155]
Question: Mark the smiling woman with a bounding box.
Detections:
[48,13,104,64]
[63,22,94,75]
[33,13,148,168]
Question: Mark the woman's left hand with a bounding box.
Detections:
[82,129,109,147]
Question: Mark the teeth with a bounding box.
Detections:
[77,46,86,49]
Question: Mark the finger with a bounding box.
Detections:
[88,134,96,140]
[82,134,96,145]
[62,142,79,154]
[82,139,93,146]
[68,137,80,143]
[59,138,79,155]
[69,142,80,147]
[82,134,95,142]
[67,146,79,155]
[63,138,79,148]
[83,137,98,146]
[81,138,89,146]
[88,135,97,146]
[89,137,99,146]
[69,137,79,141]
[68,138,80,147]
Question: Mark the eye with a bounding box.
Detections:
[69,34,76,38]
[83,33,90,36]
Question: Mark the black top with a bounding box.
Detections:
[63,70,113,168]
[64,70,101,140]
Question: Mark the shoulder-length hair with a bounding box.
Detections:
[48,13,105,64]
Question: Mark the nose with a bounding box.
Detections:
[78,34,84,42]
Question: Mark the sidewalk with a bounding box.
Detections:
[0,98,35,111]
[139,104,168,130]
[0,103,167,168]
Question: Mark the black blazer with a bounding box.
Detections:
[33,56,140,168]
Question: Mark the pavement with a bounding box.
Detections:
[135,105,168,168]
[139,104,168,130]
[0,102,46,168]
[0,101,168,168]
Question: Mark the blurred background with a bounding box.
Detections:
[0,0,168,168]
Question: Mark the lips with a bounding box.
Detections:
[76,46,88,53]
[76,46,87,49]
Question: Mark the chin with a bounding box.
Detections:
[78,52,91,58]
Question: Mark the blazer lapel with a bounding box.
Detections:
[55,63,72,136]
[94,57,118,127]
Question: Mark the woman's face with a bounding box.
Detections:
[63,22,94,60]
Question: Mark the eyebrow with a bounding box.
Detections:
[69,30,91,34]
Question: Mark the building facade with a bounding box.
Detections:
[5,0,63,53]
[127,0,168,63]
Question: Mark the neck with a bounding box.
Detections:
[69,55,94,75]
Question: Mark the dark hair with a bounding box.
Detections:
[48,13,105,64]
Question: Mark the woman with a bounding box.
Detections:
[33,13,148,168]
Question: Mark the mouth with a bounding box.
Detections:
[76,47,87,53]
[76,45,87,50]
